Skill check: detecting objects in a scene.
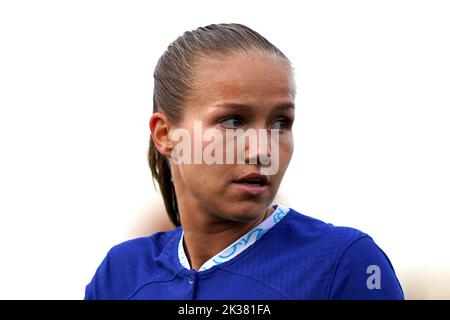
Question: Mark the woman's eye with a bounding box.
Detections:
[221,117,243,129]
[271,119,291,131]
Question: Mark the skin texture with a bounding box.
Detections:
[150,52,295,270]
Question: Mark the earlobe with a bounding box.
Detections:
[149,112,174,158]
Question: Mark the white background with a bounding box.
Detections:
[0,0,449,299]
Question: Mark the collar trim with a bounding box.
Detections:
[177,204,290,272]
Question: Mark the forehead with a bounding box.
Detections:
[189,53,295,108]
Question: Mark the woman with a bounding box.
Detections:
[85,23,404,300]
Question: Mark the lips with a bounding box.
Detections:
[234,173,269,186]
[232,173,269,196]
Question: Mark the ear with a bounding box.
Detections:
[149,112,174,158]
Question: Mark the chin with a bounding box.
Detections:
[225,201,269,221]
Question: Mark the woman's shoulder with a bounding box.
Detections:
[107,227,182,261]
[85,227,182,299]
[278,207,404,299]
[280,207,369,247]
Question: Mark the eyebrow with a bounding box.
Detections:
[213,102,295,112]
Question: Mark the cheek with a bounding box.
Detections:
[278,135,294,170]
[180,163,228,190]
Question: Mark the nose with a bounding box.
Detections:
[244,129,272,165]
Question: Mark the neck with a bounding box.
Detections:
[179,204,274,271]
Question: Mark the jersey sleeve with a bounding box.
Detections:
[84,251,112,300]
[328,236,405,300]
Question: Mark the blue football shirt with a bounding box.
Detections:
[85,205,404,300]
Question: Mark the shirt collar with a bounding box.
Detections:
[177,204,290,272]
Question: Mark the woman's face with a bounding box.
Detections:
[170,52,295,222]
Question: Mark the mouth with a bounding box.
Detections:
[232,173,269,196]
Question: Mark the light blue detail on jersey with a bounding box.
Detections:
[212,228,265,263]
[177,204,290,272]
[273,205,289,223]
